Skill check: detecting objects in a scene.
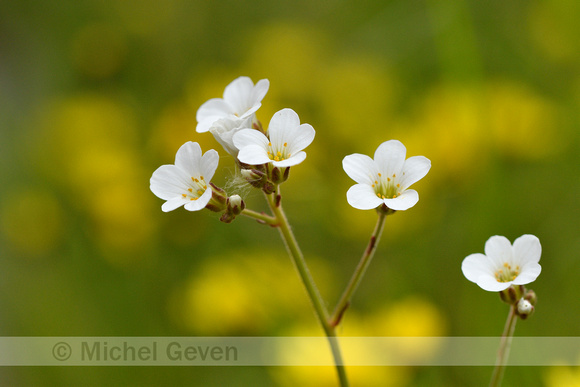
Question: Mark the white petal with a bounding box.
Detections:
[285,124,315,154]
[512,264,542,285]
[184,189,212,211]
[210,116,253,155]
[196,99,232,132]
[250,79,270,104]
[150,165,190,199]
[233,128,269,150]
[398,156,431,191]
[342,154,378,185]
[268,108,301,142]
[237,144,271,165]
[383,189,419,211]
[175,142,202,175]
[462,253,492,283]
[374,140,406,177]
[273,151,306,167]
[476,275,512,292]
[161,197,187,212]
[512,234,542,266]
[223,76,254,106]
[200,149,219,181]
[346,184,383,210]
[484,235,513,268]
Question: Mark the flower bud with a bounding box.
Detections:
[240,168,267,189]
[227,195,245,216]
[524,289,537,306]
[516,298,534,319]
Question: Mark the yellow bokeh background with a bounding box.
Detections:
[1,0,579,385]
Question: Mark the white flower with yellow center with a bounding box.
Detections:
[150,141,219,212]
[196,76,269,134]
[233,108,315,167]
[461,235,542,292]
[342,140,431,211]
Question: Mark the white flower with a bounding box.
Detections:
[196,76,269,134]
[233,108,315,167]
[209,115,253,156]
[150,141,219,212]
[461,235,542,292]
[342,140,431,211]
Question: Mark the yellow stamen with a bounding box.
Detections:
[283,142,287,147]
[182,194,186,198]
[188,188,193,192]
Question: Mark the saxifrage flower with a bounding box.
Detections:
[150,141,219,212]
[342,140,431,211]
[233,108,315,167]
[196,76,269,134]
[461,234,542,292]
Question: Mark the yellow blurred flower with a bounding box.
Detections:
[30,94,156,261]
[545,365,580,387]
[487,81,560,160]
[170,251,333,335]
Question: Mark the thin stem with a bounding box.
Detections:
[330,210,388,327]
[265,188,349,387]
[489,304,518,387]
[240,208,278,225]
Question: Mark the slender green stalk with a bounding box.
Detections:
[489,304,518,387]
[240,208,277,225]
[265,188,349,387]
[330,211,388,327]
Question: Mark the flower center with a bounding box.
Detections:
[372,173,401,199]
[182,176,207,201]
[494,262,520,283]
[267,142,291,162]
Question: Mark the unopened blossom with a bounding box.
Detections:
[233,108,315,167]
[196,76,269,134]
[209,115,253,156]
[461,235,542,292]
[150,141,219,212]
[342,140,431,211]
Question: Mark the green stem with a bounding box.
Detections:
[240,208,278,225]
[265,188,349,387]
[330,210,388,327]
[489,304,518,387]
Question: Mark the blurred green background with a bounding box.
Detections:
[1,0,579,385]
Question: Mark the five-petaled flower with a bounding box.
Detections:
[342,140,431,211]
[196,76,269,134]
[461,235,542,292]
[150,141,219,212]
[233,108,315,167]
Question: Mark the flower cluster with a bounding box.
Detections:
[150,76,320,216]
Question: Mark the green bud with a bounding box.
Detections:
[241,168,267,189]
[524,289,537,306]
